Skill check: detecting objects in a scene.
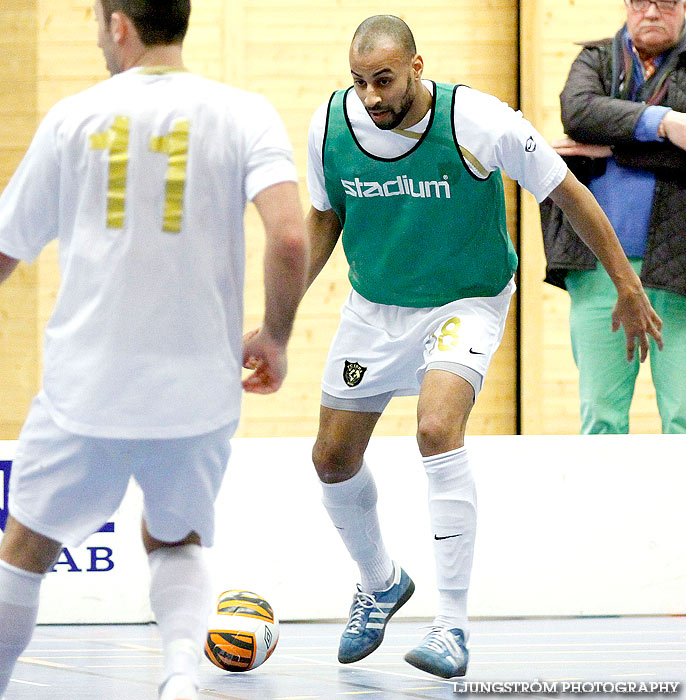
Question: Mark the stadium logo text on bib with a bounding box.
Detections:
[341,175,451,199]
[343,360,367,387]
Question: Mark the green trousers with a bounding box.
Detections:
[566,260,686,434]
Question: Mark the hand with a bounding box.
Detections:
[552,136,612,158]
[659,110,686,151]
[611,288,663,362]
[242,327,288,394]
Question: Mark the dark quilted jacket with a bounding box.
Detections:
[540,32,686,296]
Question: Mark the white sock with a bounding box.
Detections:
[0,559,44,697]
[320,462,394,593]
[148,544,212,686]
[433,589,469,634]
[423,447,476,633]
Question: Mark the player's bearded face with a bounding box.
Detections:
[365,75,416,130]
[350,42,423,131]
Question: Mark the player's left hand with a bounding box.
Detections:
[241,327,288,394]
[612,288,663,362]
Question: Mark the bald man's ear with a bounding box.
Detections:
[412,54,424,80]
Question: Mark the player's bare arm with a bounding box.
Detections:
[304,206,342,289]
[0,252,19,284]
[242,181,309,394]
[549,169,663,362]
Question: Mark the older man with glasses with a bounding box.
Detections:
[541,0,686,434]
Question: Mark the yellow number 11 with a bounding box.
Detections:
[89,116,190,233]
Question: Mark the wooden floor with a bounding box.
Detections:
[6,617,686,699]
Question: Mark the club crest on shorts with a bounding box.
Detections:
[343,360,367,387]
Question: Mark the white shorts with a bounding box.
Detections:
[8,393,235,548]
[321,278,515,412]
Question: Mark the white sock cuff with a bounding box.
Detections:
[0,559,44,607]
[422,446,467,467]
[320,461,372,501]
[422,446,468,470]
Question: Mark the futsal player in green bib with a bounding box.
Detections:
[304,15,662,679]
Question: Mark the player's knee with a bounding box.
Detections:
[0,517,62,574]
[312,441,362,483]
[416,413,464,456]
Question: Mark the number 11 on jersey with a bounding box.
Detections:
[149,119,190,233]
[89,116,190,233]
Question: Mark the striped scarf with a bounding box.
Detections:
[611,23,686,105]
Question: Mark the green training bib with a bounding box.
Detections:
[323,82,517,307]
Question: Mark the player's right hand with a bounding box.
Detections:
[242,327,288,394]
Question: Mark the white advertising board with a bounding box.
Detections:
[1,435,684,624]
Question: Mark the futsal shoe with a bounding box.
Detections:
[338,562,415,663]
[404,627,469,678]
[158,673,198,700]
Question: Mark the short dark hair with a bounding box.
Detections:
[352,15,417,58]
[100,0,190,46]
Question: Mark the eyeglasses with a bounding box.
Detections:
[627,0,683,12]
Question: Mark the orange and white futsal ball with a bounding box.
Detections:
[204,590,279,672]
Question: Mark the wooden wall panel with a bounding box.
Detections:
[0,0,518,439]
[520,0,661,434]
[0,1,40,438]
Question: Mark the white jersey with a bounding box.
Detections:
[0,67,297,438]
[307,80,567,210]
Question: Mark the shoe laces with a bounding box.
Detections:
[422,627,460,655]
[345,589,379,634]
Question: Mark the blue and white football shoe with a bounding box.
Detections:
[404,627,469,678]
[338,563,415,663]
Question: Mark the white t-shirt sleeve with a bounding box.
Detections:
[243,95,298,202]
[0,108,61,262]
[306,100,332,211]
[454,87,567,203]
